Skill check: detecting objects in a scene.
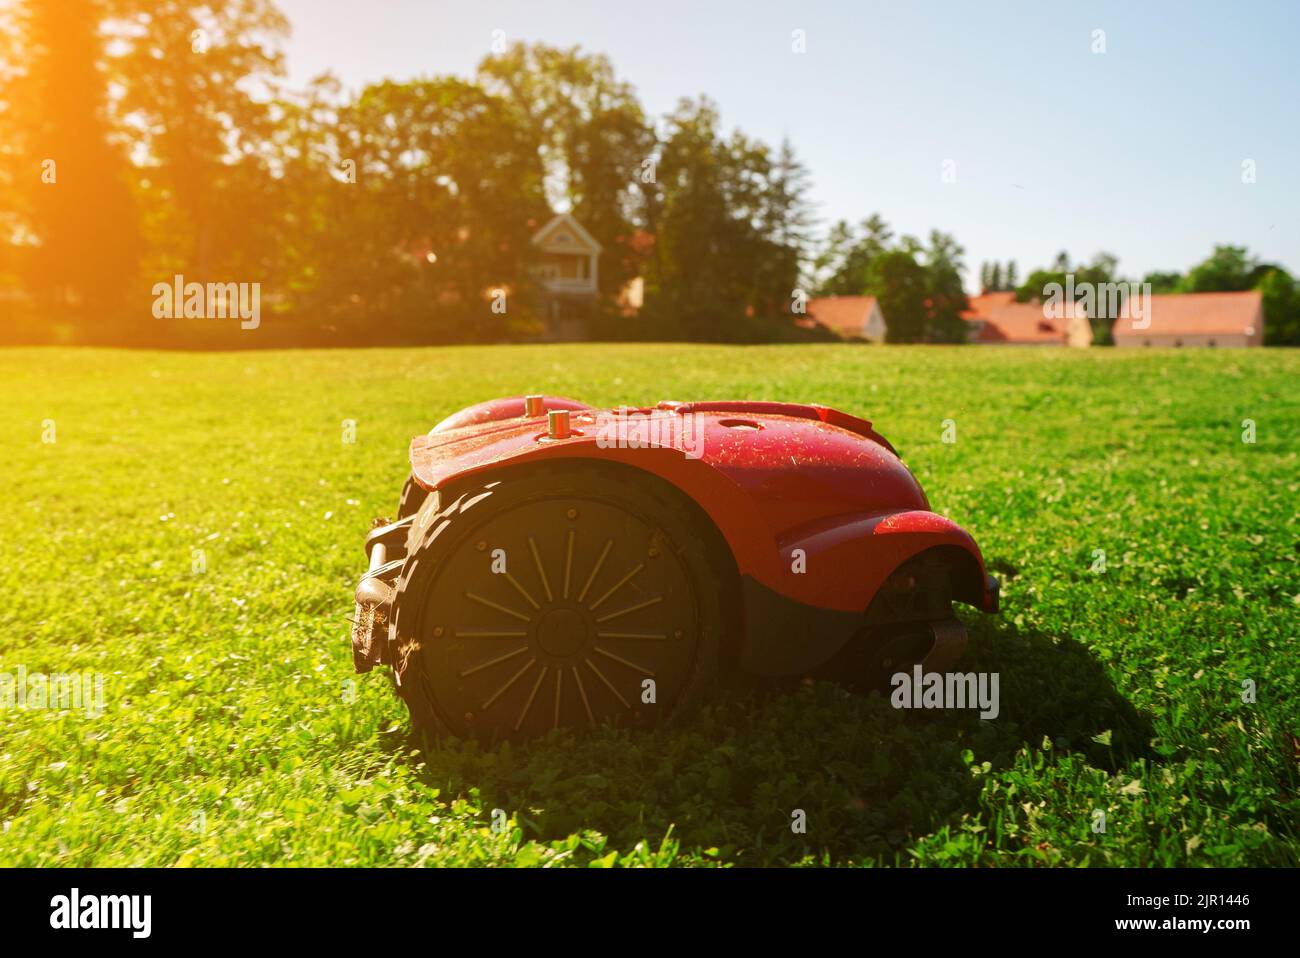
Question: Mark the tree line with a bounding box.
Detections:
[812,214,970,343]
[2,1,1296,347]
[1004,247,1300,345]
[0,0,825,346]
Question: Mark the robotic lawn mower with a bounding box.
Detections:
[351,396,999,741]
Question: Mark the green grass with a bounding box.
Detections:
[1,344,1297,867]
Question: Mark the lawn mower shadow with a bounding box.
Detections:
[949,616,1156,770]
[399,617,1154,865]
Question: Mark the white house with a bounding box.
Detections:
[530,212,602,339]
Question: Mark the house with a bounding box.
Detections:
[805,295,887,341]
[963,291,1091,346]
[530,212,602,340]
[1111,291,1263,347]
[532,212,601,292]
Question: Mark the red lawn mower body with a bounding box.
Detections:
[352,395,1000,738]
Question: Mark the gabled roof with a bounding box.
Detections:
[1111,291,1262,338]
[964,291,1084,344]
[961,291,1017,320]
[806,296,879,337]
[530,212,603,254]
[968,300,1084,344]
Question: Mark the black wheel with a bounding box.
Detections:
[397,474,428,519]
[391,462,726,742]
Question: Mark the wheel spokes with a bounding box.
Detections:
[594,646,655,677]
[515,665,549,730]
[528,536,553,601]
[562,530,575,599]
[458,645,528,678]
[502,572,540,610]
[595,595,663,623]
[588,562,645,611]
[584,657,631,710]
[466,592,531,622]
[576,539,613,603]
[480,656,536,711]
[431,500,695,736]
[571,666,595,726]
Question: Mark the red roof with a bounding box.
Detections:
[964,292,1081,344]
[961,291,1016,320]
[1111,291,1262,339]
[806,296,879,338]
[976,304,1068,343]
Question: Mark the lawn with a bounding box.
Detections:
[0,343,1297,867]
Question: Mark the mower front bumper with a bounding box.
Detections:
[350,515,413,673]
[740,564,1000,677]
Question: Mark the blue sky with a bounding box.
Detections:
[276,0,1300,291]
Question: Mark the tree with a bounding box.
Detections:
[814,213,892,296]
[641,97,813,341]
[4,0,142,340]
[1142,270,1182,294]
[989,262,1002,292]
[295,77,548,341]
[109,0,289,281]
[1256,268,1300,345]
[1180,245,1257,293]
[256,71,345,334]
[865,249,928,343]
[1005,260,1018,291]
[816,219,967,341]
[478,43,656,305]
[1174,246,1299,344]
[642,98,735,339]
[765,138,817,298]
[921,230,970,342]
